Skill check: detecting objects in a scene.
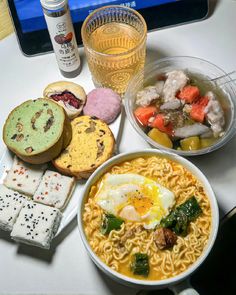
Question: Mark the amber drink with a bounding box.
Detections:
[81,6,147,95]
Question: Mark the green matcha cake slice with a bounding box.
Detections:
[3,98,72,164]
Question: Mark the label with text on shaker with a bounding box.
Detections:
[45,11,80,72]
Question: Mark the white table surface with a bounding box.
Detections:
[1,1,236,294]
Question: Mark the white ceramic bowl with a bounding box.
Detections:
[77,149,219,294]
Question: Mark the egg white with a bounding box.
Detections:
[95,173,175,229]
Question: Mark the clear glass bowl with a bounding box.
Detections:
[124,56,236,156]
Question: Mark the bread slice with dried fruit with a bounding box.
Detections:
[43,81,86,119]
[3,98,72,164]
[53,116,115,179]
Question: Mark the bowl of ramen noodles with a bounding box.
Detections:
[124,56,236,156]
[78,149,219,292]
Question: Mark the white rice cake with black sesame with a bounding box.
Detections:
[0,184,28,231]
[11,201,62,249]
[4,156,47,196]
[33,170,75,210]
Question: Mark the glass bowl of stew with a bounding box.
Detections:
[124,56,236,156]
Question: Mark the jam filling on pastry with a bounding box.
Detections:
[51,91,81,109]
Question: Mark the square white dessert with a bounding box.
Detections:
[4,156,47,196]
[11,201,62,249]
[33,170,75,210]
[0,184,28,231]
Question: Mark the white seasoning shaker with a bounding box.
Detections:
[40,0,81,78]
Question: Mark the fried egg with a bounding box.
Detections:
[95,173,175,229]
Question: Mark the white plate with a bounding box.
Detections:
[0,111,122,236]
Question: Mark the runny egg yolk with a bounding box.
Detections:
[118,179,165,218]
[131,195,153,215]
[95,173,175,229]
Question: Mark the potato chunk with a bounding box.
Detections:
[180,136,200,151]
[200,137,216,148]
[148,128,173,148]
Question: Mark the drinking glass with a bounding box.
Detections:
[81,5,147,95]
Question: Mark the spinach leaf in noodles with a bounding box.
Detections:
[161,196,202,236]
[178,196,202,221]
[101,213,124,234]
[131,253,149,276]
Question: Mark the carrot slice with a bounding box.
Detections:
[197,96,209,107]
[190,96,209,123]
[177,85,200,103]
[134,106,157,126]
[190,105,205,122]
[150,114,173,136]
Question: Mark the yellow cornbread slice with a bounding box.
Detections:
[53,116,115,179]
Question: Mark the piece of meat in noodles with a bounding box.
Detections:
[154,227,177,249]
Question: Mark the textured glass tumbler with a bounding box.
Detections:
[81,5,147,95]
